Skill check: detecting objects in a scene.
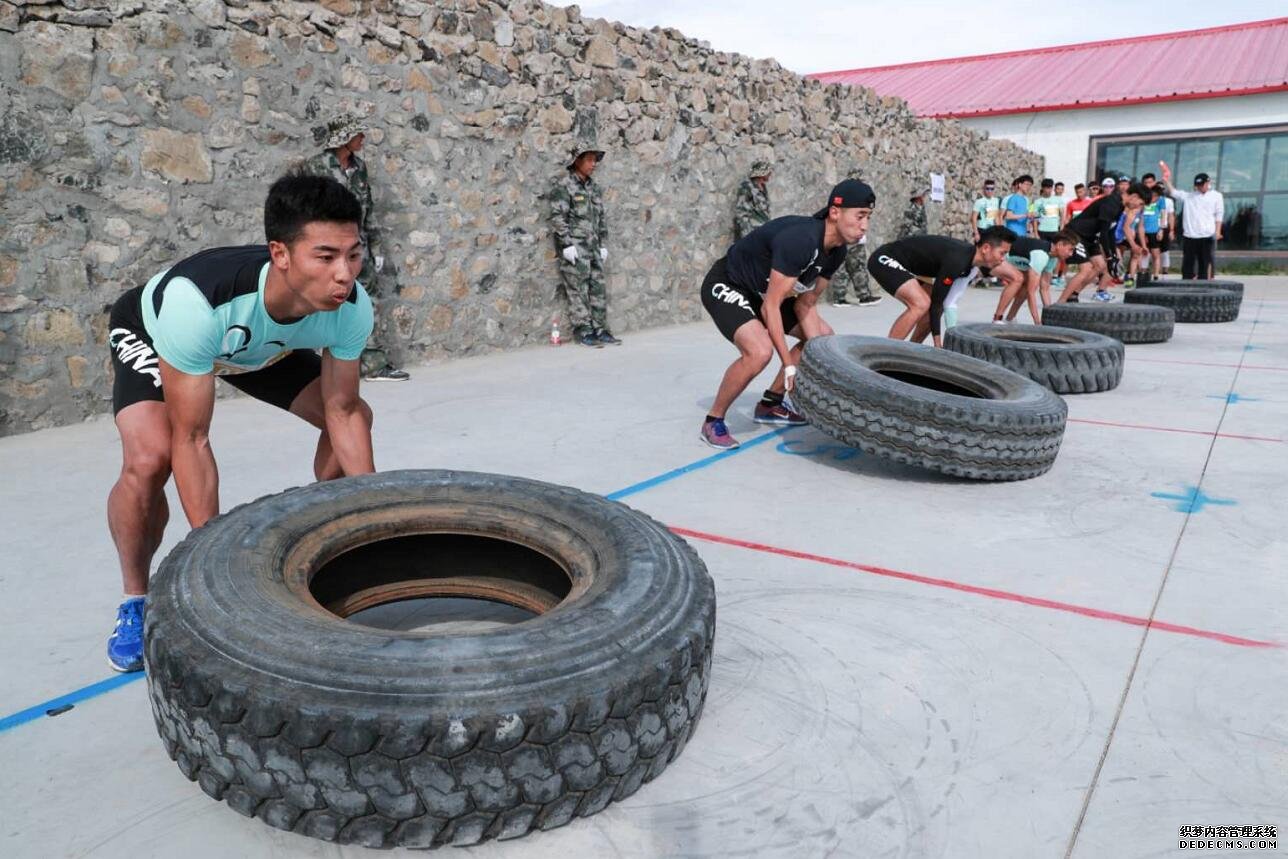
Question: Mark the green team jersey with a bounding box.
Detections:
[1031,195,1063,233]
[973,196,1000,229]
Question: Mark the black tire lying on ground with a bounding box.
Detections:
[944,323,1124,394]
[1041,302,1175,343]
[1124,286,1241,322]
[795,335,1067,481]
[1153,279,1244,296]
[145,470,715,850]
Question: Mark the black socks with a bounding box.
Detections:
[760,389,784,408]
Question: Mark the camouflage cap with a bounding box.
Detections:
[567,143,606,168]
[749,159,773,178]
[322,113,369,150]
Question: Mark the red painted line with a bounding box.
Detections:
[1067,417,1283,443]
[1132,358,1288,372]
[670,526,1280,650]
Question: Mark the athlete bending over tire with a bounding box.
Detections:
[989,231,1079,323]
[1057,180,1148,303]
[698,179,875,449]
[869,227,1014,346]
[103,174,377,672]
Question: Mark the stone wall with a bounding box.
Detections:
[0,0,1041,436]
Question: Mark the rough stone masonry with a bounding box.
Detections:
[0,0,1041,435]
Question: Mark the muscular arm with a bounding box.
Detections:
[759,270,799,369]
[321,351,375,477]
[159,359,219,529]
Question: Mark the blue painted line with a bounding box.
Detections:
[0,672,144,734]
[1243,345,1264,352]
[1150,485,1238,514]
[1206,393,1261,405]
[1,424,798,733]
[776,437,861,461]
[605,426,794,501]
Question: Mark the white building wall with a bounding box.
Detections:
[959,92,1288,186]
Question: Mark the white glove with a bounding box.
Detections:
[373,255,384,273]
[784,364,798,392]
[562,245,579,264]
[599,248,608,262]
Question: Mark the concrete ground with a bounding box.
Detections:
[2,277,1285,859]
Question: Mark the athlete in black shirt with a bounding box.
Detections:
[868,227,1014,345]
[1057,182,1148,303]
[699,179,875,449]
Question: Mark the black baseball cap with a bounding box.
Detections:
[1194,172,1211,186]
[813,179,877,219]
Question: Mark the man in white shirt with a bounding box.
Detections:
[1158,161,1224,280]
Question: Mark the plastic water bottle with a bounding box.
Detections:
[550,316,561,346]
[944,306,959,329]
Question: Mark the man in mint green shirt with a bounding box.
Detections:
[1031,178,1064,240]
[103,174,377,673]
[972,179,1001,242]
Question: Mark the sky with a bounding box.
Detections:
[547,1,1285,74]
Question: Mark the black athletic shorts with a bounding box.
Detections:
[867,252,919,296]
[1066,234,1104,264]
[1147,233,1169,250]
[108,286,321,416]
[700,256,799,343]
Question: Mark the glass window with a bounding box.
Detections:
[1091,127,1287,252]
[1266,137,1288,192]
[1100,144,1135,181]
[1261,195,1288,251]
[1135,141,1177,180]
[1219,137,1266,193]
[1176,139,1220,185]
[1220,195,1259,250]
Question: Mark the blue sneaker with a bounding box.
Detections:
[1092,290,1115,302]
[107,597,146,673]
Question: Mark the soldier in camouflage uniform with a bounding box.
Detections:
[733,160,772,241]
[548,142,620,347]
[829,169,881,306]
[897,188,929,239]
[294,113,408,380]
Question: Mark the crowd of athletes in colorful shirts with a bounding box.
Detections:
[971,167,1224,303]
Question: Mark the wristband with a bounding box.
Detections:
[784,366,797,378]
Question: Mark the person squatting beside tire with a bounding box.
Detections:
[868,227,1015,347]
[105,175,377,672]
[698,179,877,449]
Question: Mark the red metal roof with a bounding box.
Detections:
[809,18,1288,118]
